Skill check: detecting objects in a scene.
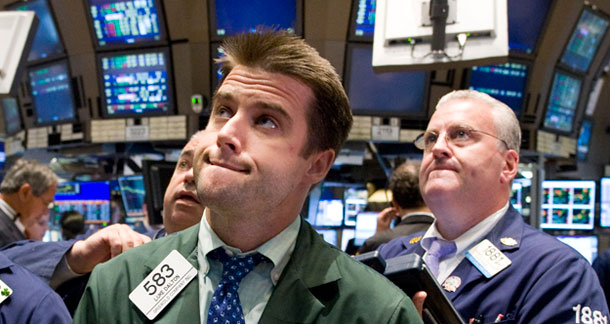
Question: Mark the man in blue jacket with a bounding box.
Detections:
[379,90,609,323]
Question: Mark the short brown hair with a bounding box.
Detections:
[216,29,353,157]
[389,163,425,209]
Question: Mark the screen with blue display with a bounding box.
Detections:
[345,43,428,117]
[99,48,173,117]
[560,8,609,73]
[53,181,111,222]
[541,180,595,230]
[507,0,553,55]
[468,62,529,116]
[543,71,582,133]
[28,59,76,125]
[555,235,598,264]
[87,0,165,48]
[1,97,23,136]
[6,0,64,63]
[577,119,593,161]
[118,175,145,219]
[349,0,376,41]
[210,42,226,94]
[210,0,300,39]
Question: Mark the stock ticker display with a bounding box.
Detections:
[28,60,76,125]
[352,0,376,39]
[100,50,171,116]
[118,175,146,218]
[560,8,609,73]
[468,62,528,116]
[543,71,582,133]
[540,180,595,230]
[53,181,111,223]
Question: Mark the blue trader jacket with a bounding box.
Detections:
[379,206,609,324]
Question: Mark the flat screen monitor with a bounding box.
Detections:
[118,175,145,221]
[507,0,553,55]
[467,62,529,116]
[142,160,175,225]
[209,0,302,41]
[577,119,593,162]
[314,199,344,227]
[53,181,111,223]
[341,228,355,252]
[599,177,610,227]
[559,8,610,73]
[1,97,23,136]
[98,47,173,118]
[28,59,77,126]
[542,70,582,134]
[354,211,378,246]
[6,0,64,63]
[315,228,338,247]
[344,43,429,117]
[85,0,166,49]
[344,187,368,226]
[540,180,595,230]
[555,235,598,264]
[347,0,376,42]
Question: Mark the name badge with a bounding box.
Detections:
[465,239,511,278]
[0,279,12,305]
[129,250,197,320]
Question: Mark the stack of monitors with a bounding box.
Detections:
[599,178,610,227]
[507,0,553,55]
[542,70,582,134]
[343,187,368,226]
[559,8,610,73]
[98,48,173,117]
[540,180,595,230]
[347,0,376,42]
[118,175,146,222]
[1,98,23,136]
[354,211,378,246]
[576,119,593,161]
[53,181,111,223]
[467,62,529,116]
[555,235,598,264]
[344,43,429,117]
[27,59,77,125]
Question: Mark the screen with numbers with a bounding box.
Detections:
[540,180,595,230]
[542,70,582,134]
[52,181,111,223]
[28,59,77,126]
[347,0,377,42]
[559,8,609,73]
[467,62,529,116]
[118,175,146,221]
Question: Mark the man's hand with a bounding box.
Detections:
[412,291,427,318]
[66,224,151,274]
[376,207,399,233]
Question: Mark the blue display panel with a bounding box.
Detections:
[118,175,145,219]
[348,0,376,41]
[28,59,76,126]
[507,0,553,55]
[540,180,595,230]
[560,8,609,73]
[577,119,593,161]
[210,0,301,40]
[1,97,23,136]
[601,177,610,227]
[98,47,173,117]
[53,181,111,223]
[468,62,529,116]
[555,235,598,264]
[87,0,165,48]
[543,71,582,134]
[344,43,428,117]
[0,142,5,170]
[6,0,64,63]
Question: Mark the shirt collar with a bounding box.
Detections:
[0,198,25,234]
[400,211,434,222]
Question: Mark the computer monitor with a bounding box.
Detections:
[599,177,610,227]
[315,228,338,247]
[314,199,344,227]
[341,228,355,252]
[28,59,77,126]
[511,181,523,214]
[466,61,530,116]
[344,187,368,226]
[347,0,376,42]
[354,211,378,246]
[576,119,593,162]
[344,43,429,117]
[555,235,598,264]
[559,7,610,74]
[208,0,303,41]
[6,0,64,63]
[85,0,167,49]
[542,69,583,134]
[98,47,174,118]
[142,160,175,225]
[540,180,595,230]
[118,175,145,222]
[53,181,111,223]
[1,97,23,136]
[507,0,553,55]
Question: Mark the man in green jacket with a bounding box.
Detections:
[74,29,422,324]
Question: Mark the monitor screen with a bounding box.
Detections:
[315,228,338,247]
[511,181,523,214]
[98,47,173,118]
[53,181,111,223]
[344,187,368,226]
[540,180,595,230]
[354,211,378,246]
[543,70,582,134]
[142,160,175,225]
[1,97,23,136]
[507,0,553,55]
[348,0,376,42]
[555,235,598,264]
[576,119,593,161]
[600,178,610,227]
[344,43,428,117]
[341,228,355,252]
[86,0,166,48]
[6,0,64,63]
[28,59,77,126]
[0,142,5,170]
[314,199,344,227]
[467,62,529,116]
[560,8,610,73]
[210,42,226,94]
[209,0,302,40]
[118,175,145,221]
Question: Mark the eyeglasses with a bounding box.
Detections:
[414,126,509,152]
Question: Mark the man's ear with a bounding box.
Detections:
[500,149,519,184]
[305,149,335,185]
[17,183,33,202]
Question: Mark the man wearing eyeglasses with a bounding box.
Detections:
[379,90,608,323]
